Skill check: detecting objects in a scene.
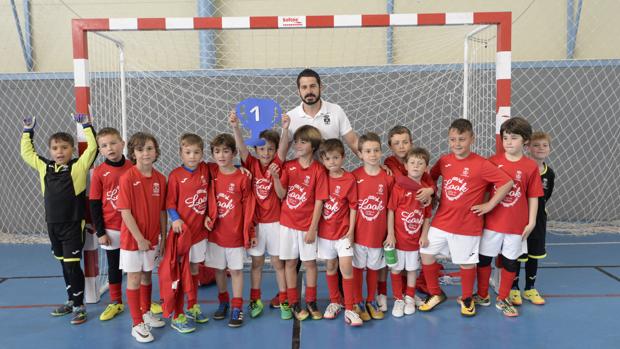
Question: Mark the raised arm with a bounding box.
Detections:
[229,110,250,162]
[277,114,290,162]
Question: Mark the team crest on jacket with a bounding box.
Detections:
[216,193,234,218]
[443,176,468,201]
[255,178,272,200]
[322,195,340,220]
[153,182,161,196]
[106,185,120,209]
[401,209,424,235]
[358,195,384,221]
[185,188,208,214]
[286,184,308,209]
[500,181,522,208]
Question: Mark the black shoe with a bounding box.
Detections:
[214,302,229,320]
[228,308,244,328]
[291,303,309,321]
[70,306,87,325]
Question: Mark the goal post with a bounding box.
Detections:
[71,11,511,303]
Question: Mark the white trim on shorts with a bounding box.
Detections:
[317,237,354,260]
[279,226,317,262]
[352,244,385,270]
[391,249,421,272]
[100,229,121,250]
[189,239,207,264]
[204,242,245,270]
[419,226,480,265]
[479,229,527,261]
[248,222,281,257]
[119,247,158,273]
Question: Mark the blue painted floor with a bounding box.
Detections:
[1,232,619,349]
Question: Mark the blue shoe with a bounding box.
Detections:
[171,314,196,334]
[228,308,244,328]
[213,302,229,320]
[186,304,209,324]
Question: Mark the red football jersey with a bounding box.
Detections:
[384,155,437,192]
[89,159,133,230]
[210,168,255,248]
[242,154,282,224]
[388,183,432,251]
[117,166,167,251]
[279,159,329,231]
[430,152,512,236]
[166,162,211,244]
[318,171,357,240]
[352,167,395,248]
[485,154,544,235]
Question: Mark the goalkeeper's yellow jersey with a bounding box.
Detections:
[20,126,97,223]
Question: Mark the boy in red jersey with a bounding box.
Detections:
[230,111,290,319]
[351,132,394,321]
[89,128,133,322]
[476,117,543,317]
[317,139,362,326]
[385,147,433,318]
[273,125,328,321]
[418,119,513,317]
[205,134,256,328]
[381,125,435,309]
[117,132,167,343]
[165,133,212,332]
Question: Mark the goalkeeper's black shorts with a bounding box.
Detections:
[47,221,85,262]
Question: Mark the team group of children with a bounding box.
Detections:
[21,109,555,343]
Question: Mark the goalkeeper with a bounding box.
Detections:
[20,113,97,325]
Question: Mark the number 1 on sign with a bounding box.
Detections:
[250,106,259,121]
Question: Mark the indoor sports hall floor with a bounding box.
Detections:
[1,231,618,349]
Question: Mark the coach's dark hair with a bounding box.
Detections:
[319,138,345,158]
[449,118,474,135]
[357,132,382,153]
[500,116,533,143]
[296,68,321,88]
[127,132,160,164]
[48,132,75,148]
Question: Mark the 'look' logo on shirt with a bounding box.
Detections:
[216,193,235,218]
[499,182,522,208]
[322,195,340,220]
[185,188,208,214]
[255,178,273,200]
[401,209,424,235]
[106,185,119,209]
[286,184,307,209]
[358,195,384,221]
[444,177,468,201]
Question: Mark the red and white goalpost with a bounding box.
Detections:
[71,11,511,303]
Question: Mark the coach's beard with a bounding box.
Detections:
[301,93,321,105]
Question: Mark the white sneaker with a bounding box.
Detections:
[391,299,405,318]
[376,294,388,312]
[344,309,363,326]
[323,303,343,319]
[404,295,416,315]
[132,322,154,343]
[414,295,424,307]
[143,311,165,328]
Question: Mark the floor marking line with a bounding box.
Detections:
[595,267,620,283]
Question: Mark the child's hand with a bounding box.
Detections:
[381,164,393,176]
[137,237,152,251]
[345,230,354,245]
[416,187,434,206]
[419,235,429,248]
[229,110,240,128]
[471,202,493,216]
[304,228,317,244]
[204,216,213,231]
[239,166,252,178]
[282,113,290,130]
[23,117,36,130]
[73,113,92,125]
[384,234,396,249]
[172,219,184,234]
[98,234,111,246]
[521,223,535,241]
[268,163,280,178]
[250,237,258,248]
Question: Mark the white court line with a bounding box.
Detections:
[547,241,620,246]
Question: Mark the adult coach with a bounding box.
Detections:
[287,69,360,157]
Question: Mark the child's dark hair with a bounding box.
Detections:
[449,118,474,134]
[48,132,75,147]
[296,68,321,88]
[210,133,236,154]
[127,132,160,164]
[258,129,280,149]
[319,138,345,158]
[180,133,205,152]
[293,125,322,152]
[387,125,412,146]
[404,147,431,165]
[96,127,122,143]
[500,117,533,143]
[357,132,382,153]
